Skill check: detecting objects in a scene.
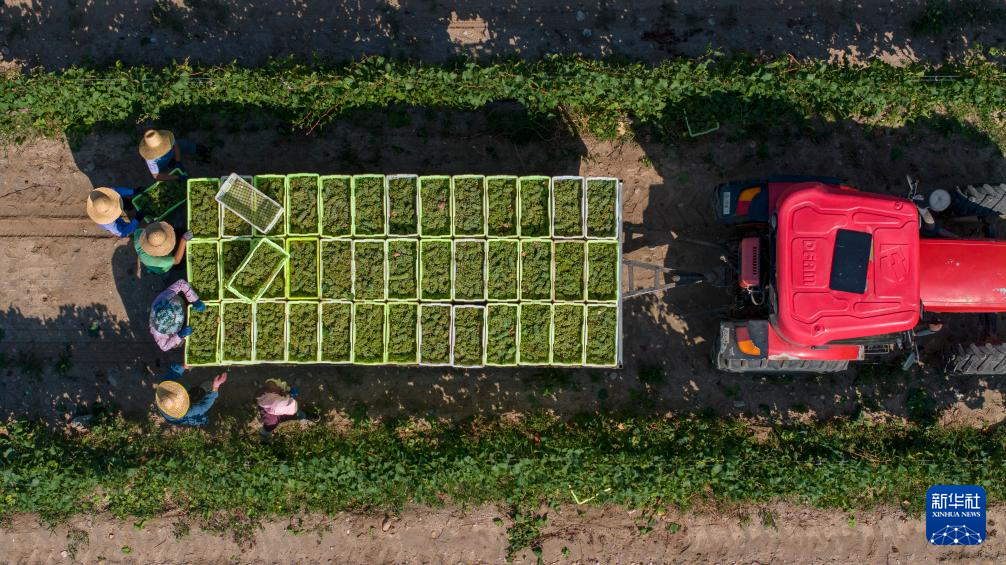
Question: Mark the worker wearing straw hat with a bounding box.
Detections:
[133,220,192,275]
[138,128,209,182]
[150,279,205,352]
[86,186,141,237]
[156,364,228,427]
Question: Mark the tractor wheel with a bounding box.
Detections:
[949,183,1006,217]
[716,356,849,373]
[944,343,1006,375]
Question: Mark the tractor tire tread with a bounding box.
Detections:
[717,357,849,374]
[945,342,1006,375]
[950,183,1006,217]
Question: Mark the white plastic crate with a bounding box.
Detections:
[216,173,285,234]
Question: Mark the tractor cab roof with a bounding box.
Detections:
[773,183,920,346]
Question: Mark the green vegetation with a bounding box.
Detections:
[554,241,585,301]
[587,242,618,301]
[133,179,185,220]
[320,240,353,299]
[254,302,286,362]
[353,303,385,363]
[262,258,285,299]
[520,240,552,300]
[321,176,352,236]
[10,58,1004,149]
[353,241,385,300]
[586,179,617,238]
[228,240,287,301]
[320,302,352,362]
[253,176,286,236]
[286,239,319,298]
[287,175,320,235]
[353,175,385,235]
[552,304,584,364]
[519,177,550,237]
[487,176,518,236]
[420,305,451,364]
[388,176,418,235]
[453,176,485,235]
[223,208,252,236]
[221,239,251,299]
[454,241,486,301]
[288,302,319,362]
[586,305,617,365]
[453,307,484,366]
[419,176,451,236]
[552,178,583,237]
[420,240,452,300]
[187,179,220,238]
[222,302,252,362]
[387,239,418,299]
[5,414,1006,553]
[519,304,550,364]
[186,240,219,302]
[185,304,219,365]
[487,240,518,300]
[487,304,518,365]
[387,303,418,363]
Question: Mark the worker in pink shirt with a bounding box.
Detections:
[149,279,204,351]
[255,378,306,441]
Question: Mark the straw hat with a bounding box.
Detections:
[85,187,124,224]
[155,380,190,419]
[138,129,175,160]
[139,221,177,256]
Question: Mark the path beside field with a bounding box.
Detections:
[1,0,1004,69]
[3,504,1003,563]
[2,107,1006,428]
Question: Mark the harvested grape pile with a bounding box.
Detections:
[186,174,621,366]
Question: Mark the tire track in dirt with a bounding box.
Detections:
[0,217,108,238]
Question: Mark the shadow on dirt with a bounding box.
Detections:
[1,1,1004,69]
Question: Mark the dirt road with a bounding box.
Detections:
[1,0,1004,69]
[3,504,1002,563]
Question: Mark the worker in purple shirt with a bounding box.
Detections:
[139,129,209,181]
[149,279,204,351]
[86,187,143,237]
[155,364,228,427]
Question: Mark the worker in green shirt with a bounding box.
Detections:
[134,221,191,275]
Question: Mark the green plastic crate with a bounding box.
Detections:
[252,174,287,236]
[551,302,586,366]
[418,175,452,237]
[451,174,487,237]
[186,177,221,239]
[185,239,221,303]
[225,238,289,302]
[452,304,486,368]
[419,303,453,366]
[320,300,353,363]
[220,300,254,364]
[351,174,387,236]
[285,237,321,299]
[387,174,419,236]
[353,302,387,364]
[486,303,518,367]
[517,176,551,237]
[184,303,220,366]
[286,173,321,236]
[286,301,321,363]
[253,300,288,363]
[517,302,551,366]
[320,175,353,237]
[386,302,419,364]
[133,168,186,221]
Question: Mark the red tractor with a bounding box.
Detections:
[711,176,1006,374]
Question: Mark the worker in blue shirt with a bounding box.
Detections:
[86,187,143,237]
[155,364,228,427]
[139,129,209,181]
